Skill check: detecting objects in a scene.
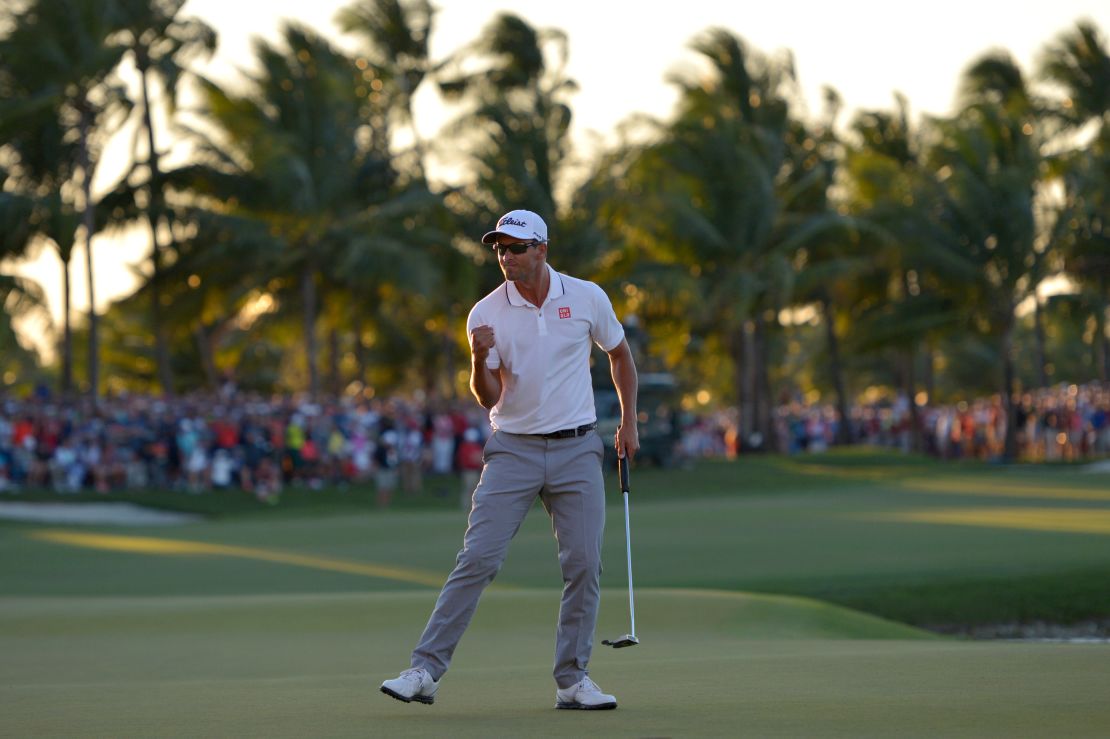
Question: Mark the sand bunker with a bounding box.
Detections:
[0,502,200,526]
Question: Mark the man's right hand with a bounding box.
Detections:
[470,325,496,362]
[468,325,502,409]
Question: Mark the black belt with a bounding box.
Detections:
[536,423,597,439]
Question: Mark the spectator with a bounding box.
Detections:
[399,427,424,494]
[455,428,483,509]
[375,430,400,508]
[0,381,1103,499]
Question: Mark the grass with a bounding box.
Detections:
[2,450,1109,736]
[3,590,1108,738]
[3,450,1110,627]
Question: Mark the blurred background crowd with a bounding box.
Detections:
[0,388,490,507]
[772,382,1110,461]
[2,381,1106,502]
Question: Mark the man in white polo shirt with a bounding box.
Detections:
[381,209,640,710]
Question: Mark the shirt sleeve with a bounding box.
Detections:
[589,283,625,352]
[466,304,500,368]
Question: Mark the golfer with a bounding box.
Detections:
[381,209,639,710]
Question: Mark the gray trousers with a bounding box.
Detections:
[411,429,606,688]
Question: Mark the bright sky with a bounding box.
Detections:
[7,0,1109,359]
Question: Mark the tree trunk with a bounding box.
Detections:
[302,250,320,398]
[735,323,756,450]
[60,257,73,397]
[897,272,922,452]
[139,60,175,396]
[424,351,438,398]
[820,296,853,445]
[193,323,219,390]
[1097,275,1109,383]
[754,314,778,452]
[410,116,427,184]
[444,329,457,398]
[902,349,923,453]
[328,326,341,397]
[1001,320,1019,461]
[1032,292,1049,388]
[922,343,936,404]
[352,310,367,389]
[443,303,457,399]
[77,106,98,402]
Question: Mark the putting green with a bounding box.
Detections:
[2,589,1107,738]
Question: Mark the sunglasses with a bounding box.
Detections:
[492,240,543,256]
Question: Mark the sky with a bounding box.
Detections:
[7,0,1110,359]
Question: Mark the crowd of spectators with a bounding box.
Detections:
[1,382,1106,502]
[774,382,1110,462]
[0,387,491,508]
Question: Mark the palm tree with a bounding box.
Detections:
[5,191,81,393]
[179,25,354,396]
[423,14,580,394]
[1039,21,1110,381]
[175,23,444,396]
[167,207,292,389]
[335,0,434,182]
[109,0,216,395]
[1039,21,1110,132]
[0,275,47,392]
[0,170,49,385]
[0,0,130,400]
[779,89,880,447]
[437,13,576,227]
[839,96,979,449]
[1051,131,1110,381]
[1,28,94,395]
[928,52,1045,459]
[337,0,477,395]
[615,30,867,450]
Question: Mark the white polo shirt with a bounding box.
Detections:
[467,264,625,434]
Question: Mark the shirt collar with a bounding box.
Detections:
[505,263,564,308]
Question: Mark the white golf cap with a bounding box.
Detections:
[481,209,548,244]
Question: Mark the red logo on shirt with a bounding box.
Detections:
[558,307,571,319]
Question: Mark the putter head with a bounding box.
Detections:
[601,634,639,648]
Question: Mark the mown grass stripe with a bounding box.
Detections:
[900,478,1110,502]
[867,507,1110,535]
[28,530,448,587]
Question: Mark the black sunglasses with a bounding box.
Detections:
[493,240,543,255]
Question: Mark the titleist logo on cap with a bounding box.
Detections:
[482,209,548,245]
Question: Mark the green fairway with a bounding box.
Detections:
[5,455,1110,625]
[2,452,1109,736]
[3,589,1107,739]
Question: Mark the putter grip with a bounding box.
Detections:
[619,455,629,493]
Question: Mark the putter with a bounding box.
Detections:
[602,455,639,648]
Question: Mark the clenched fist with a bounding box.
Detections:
[470,325,496,362]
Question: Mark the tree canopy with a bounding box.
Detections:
[1,3,1107,460]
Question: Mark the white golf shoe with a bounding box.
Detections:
[555,676,617,710]
[381,667,439,705]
